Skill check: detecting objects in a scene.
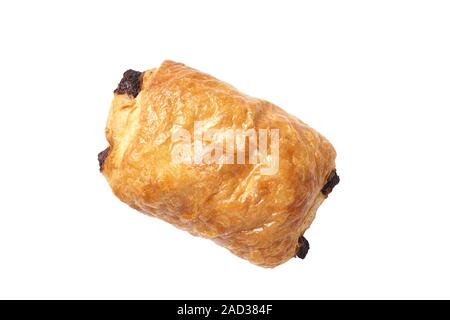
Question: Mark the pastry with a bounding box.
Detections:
[99,60,339,268]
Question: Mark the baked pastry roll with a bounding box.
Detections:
[99,60,339,268]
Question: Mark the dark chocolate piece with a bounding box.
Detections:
[98,147,110,172]
[321,169,340,196]
[296,236,310,259]
[114,69,142,98]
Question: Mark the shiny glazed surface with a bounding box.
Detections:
[101,60,337,267]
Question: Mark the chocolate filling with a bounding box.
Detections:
[98,147,110,172]
[321,169,340,196]
[296,236,310,259]
[114,69,142,98]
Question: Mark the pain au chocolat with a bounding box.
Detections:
[99,60,339,268]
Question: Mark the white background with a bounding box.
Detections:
[0,0,449,300]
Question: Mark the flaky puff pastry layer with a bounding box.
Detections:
[100,60,337,268]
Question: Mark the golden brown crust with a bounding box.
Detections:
[101,60,337,268]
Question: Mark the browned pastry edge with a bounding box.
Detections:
[98,70,142,172]
[114,69,142,98]
[296,169,339,259]
[98,147,110,172]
